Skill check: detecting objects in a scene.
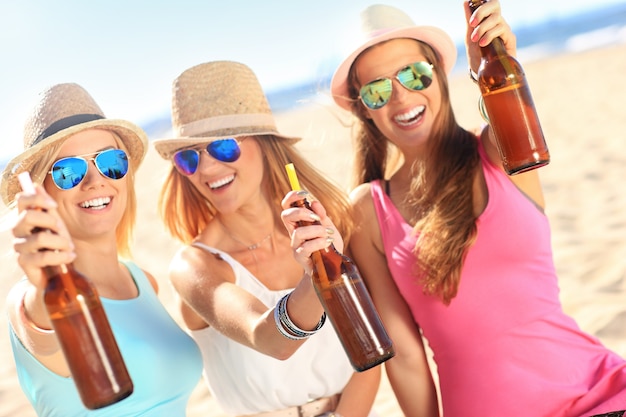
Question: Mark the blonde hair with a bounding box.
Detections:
[158,135,354,246]
[28,131,138,258]
[347,40,480,304]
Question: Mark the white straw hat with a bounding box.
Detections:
[331,4,457,111]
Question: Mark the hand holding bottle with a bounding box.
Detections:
[281,164,394,372]
[464,0,515,71]
[465,0,550,175]
[13,178,76,288]
[281,190,344,272]
[16,172,134,409]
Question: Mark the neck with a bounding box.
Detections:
[216,215,274,251]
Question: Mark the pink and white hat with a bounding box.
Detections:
[330,4,457,111]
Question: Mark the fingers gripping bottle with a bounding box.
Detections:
[469,0,550,175]
[285,164,395,371]
[18,172,133,409]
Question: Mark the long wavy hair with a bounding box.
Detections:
[347,39,480,304]
[158,135,354,246]
[28,131,138,258]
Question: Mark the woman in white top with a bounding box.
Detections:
[152,61,381,417]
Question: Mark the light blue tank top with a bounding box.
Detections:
[9,260,202,417]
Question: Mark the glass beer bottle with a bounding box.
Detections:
[285,164,395,372]
[18,172,133,409]
[469,0,550,175]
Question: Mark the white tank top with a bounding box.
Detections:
[190,243,354,415]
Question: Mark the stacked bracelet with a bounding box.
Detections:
[274,293,326,340]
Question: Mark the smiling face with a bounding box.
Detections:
[354,38,442,157]
[184,136,266,214]
[43,129,128,243]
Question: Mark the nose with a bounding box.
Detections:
[390,78,409,104]
[80,160,106,188]
[196,148,220,172]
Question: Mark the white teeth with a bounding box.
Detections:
[80,197,111,209]
[209,175,235,189]
[395,105,425,124]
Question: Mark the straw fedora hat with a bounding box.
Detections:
[153,60,300,161]
[331,4,457,111]
[0,83,148,206]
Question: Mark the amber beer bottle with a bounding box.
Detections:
[285,164,395,372]
[469,0,550,175]
[18,172,133,409]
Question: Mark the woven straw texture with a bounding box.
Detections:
[0,83,148,206]
[153,61,299,160]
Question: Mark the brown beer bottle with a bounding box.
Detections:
[469,0,550,175]
[285,164,395,372]
[18,172,133,409]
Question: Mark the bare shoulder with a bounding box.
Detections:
[349,182,376,222]
[349,182,373,204]
[348,182,386,256]
[169,244,232,290]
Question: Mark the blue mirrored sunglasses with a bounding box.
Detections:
[48,149,129,190]
[172,138,242,175]
[359,61,434,110]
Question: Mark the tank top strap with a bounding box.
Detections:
[119,259,152,294]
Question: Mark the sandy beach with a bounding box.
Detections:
[1,43,625,416]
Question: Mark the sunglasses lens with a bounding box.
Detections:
[173,149,199,175]
[207,139,241,163]
[51,157,88,190]
[94,149,129,180]
[397,62,433,91]
[360,79,393,110]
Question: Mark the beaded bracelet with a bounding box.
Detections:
[274,293,326,340]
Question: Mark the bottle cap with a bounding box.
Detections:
[285,163,301,191]
[18,171,36,194]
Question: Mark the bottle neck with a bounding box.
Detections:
[468,0,508,59]
[43,263,71,277]
[480,36,508,60]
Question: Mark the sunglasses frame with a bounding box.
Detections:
[172,138,243,176]
[359,61,434,110]
[48,148,129,190]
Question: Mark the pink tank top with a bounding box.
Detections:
[370,144,626,416]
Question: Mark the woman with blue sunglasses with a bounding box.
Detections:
[153,61,381,417]
[328,2,626,416]
[1,83,202,416]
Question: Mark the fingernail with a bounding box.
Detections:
[326,237,334,244]
[325,227,334,235]
[310,213,321,221]
[296,190,309,197]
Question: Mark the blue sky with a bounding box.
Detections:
[1,0,624,161]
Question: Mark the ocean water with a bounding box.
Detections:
[1,2,626,171]
[266,1,626,112]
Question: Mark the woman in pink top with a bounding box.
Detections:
[321,1,626,416]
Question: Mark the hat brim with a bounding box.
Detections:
[153,131,301,161]
[330,25,458,111]
[1,119,148,206]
